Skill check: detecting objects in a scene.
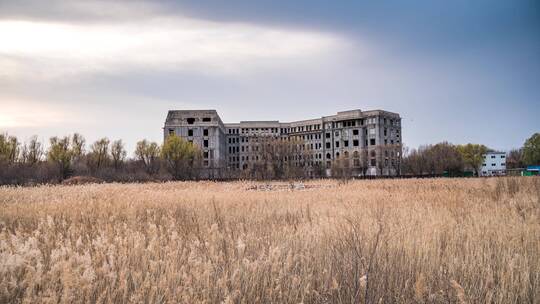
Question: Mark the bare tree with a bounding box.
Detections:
[402,142,464,176]
[88,138,110,171]
[71,133,86,162]
[21,136,43,165]
[246,136,308,179]
[332,154,352,179]
[135,139,161,175]
[111,139,127,170]
[507,149,524,169]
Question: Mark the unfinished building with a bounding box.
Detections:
[163,109,402,178]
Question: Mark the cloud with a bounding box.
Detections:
[0,16,349,81]
[0,99,80,128]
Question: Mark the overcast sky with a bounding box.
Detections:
[1,0,539,154]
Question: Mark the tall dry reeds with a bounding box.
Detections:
[1,177,539,303]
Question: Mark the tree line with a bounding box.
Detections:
[1,132,539,185]
[0,133,200,185]
[400,133,540,176]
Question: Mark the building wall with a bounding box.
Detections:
[164,109,402,177]
[163,110,227,178]
[480,152,507,176]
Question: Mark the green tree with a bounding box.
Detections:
[161,135,201,180]
[0,133,19,164]
[457,143,488,176]
[47,136,73,179]
[522,133,540,165]
[135,139,161,175]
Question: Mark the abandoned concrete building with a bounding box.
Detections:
[163,109,402,178]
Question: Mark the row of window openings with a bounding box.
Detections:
[229,124,325,134]
[229,152,373,163]
[488,155,506,159]
[327,118,400,129]
[185,139,210,148]
[226,128,400,142]
[228,133,324,144]
[229,149,398,160]
[185,117,211,125]
[228,134,396,147]
[326,128,400,138]
[229,136,398,146]
[226,118,400,135]
[228,157,395,169]
[483,163,506,167]
[168,129,210,137]
[226,138,401,154]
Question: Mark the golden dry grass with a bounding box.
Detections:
[1,177,539,303]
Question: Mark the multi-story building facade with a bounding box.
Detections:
[480,152,507,176]
[163,109,402,178]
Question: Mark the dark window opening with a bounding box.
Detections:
[187,118,195,124]
[188,129,193,137]
[203,140,209,147]
[203,129,209,136]
[202,117,211,122]
[344,140,349,147]
[353,129,359,135]
[370,159,376,166]
[370,138,376,146]
[168,129,174,135]
[353,140,359,147]
[335,141,339,148]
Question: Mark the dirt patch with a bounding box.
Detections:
[62,176,104,185]
[246,183,332,191]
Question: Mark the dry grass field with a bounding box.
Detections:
[1,177,539,303]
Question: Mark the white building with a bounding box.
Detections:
[480,152,507,176]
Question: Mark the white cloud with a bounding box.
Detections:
[0,99,79,128]
[0,17,349,80]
